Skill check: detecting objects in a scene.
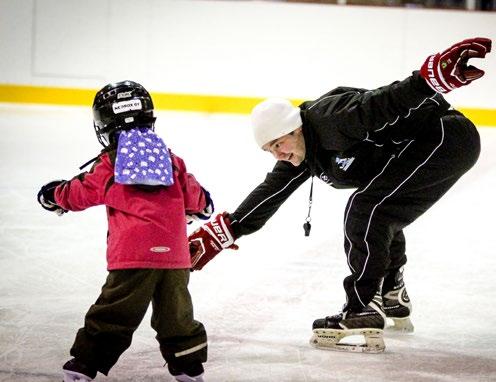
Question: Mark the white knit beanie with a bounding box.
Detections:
[251,98,302,148]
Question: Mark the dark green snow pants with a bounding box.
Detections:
[69,268,207,375]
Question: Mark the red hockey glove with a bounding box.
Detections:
[420,37,491,93]
[188,212,239,270]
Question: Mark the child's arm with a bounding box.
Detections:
[52,154,113,212]
[185,188,214,224]
[173,153,214,221]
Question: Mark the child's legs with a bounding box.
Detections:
[70,269,159,375]
[151,269,207,375]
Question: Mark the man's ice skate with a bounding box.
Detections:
[383,269,414,332]
[62,358,96,382]
[310,295,386,353]
[383,285,414,332]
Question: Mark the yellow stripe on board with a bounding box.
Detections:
[458,108,496,127]
[0,84,95,106]
[0,84,495,126]
[152,93,266,114]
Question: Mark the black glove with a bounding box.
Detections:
[37,180,67,216]
[186,188,214,224]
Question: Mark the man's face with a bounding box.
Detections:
[262,127,306,166]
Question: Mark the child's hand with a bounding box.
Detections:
[185,188,214,224]
[37,180,68,216]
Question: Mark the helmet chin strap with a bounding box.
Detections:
[79,154,101,170]
[79,144,115,170]
[80,121,156,171]
[79,154,100,170]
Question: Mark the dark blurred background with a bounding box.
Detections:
[286,0,495,11]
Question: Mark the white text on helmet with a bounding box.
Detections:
[117,91,133,99]
[112,99,143,114]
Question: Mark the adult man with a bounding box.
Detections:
[188,37,491,352]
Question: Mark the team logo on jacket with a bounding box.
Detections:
[150,246,171,253]
[319,173,332,185]
[335,156,355,171]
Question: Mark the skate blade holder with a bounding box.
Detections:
[386,317,414,333]
[310,328,385,353]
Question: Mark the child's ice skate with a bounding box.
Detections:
[62,358,96,382]
[169,363,205,382]
[173,373,205,382]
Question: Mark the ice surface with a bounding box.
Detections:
[1,104,495,381]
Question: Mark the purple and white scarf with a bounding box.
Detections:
[114,127,174,186]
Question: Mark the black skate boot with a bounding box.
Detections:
[62,358,97,382]
[310,294,386,353]
[383,267,414,332]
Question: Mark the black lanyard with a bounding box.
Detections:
[303,176,314,236]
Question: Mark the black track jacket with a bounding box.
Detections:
[229,71,450,238]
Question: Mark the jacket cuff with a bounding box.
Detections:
[411,70,437,96]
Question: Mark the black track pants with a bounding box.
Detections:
[342,112,480,310]
[70,269,207,375]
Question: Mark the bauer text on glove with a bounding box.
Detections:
[188,212,238,270]
[420,37,491,94]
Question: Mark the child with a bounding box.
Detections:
[37,81,211,382]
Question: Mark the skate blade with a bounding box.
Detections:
[310,328,385,353]
[386,317,414,333]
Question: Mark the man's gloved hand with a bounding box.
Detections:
[420,37,491,93]
[186,188,214,224]
[37,180,67,216]
[188,212,238,270]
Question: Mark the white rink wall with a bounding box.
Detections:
[0,0,495,108]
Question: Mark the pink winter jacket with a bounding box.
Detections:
[54,151,207,270]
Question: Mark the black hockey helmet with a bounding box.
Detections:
[92,80,156,147]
